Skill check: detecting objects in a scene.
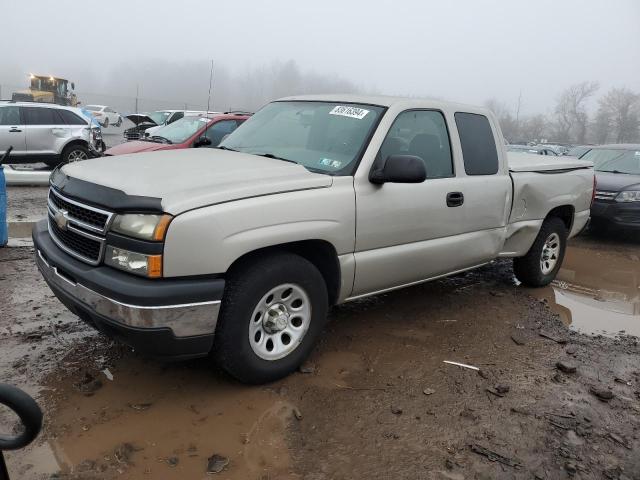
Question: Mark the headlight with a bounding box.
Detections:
[111,214,172,241]
[104,246,162,278]
[615,191,640,202]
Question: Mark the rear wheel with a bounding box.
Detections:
[61,144,89,164]
[102,118,109,128]
[513,217,568,287]
[213,252,328,384]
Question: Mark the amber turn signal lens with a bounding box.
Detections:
[153,215,173,241]
[147,255,163,278]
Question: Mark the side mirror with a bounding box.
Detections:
[369,155,426,184]
[193,137,212,148]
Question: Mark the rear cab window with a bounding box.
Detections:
[454,112,499,175]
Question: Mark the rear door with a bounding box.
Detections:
[0,105,27,157]
[23,106,62,156]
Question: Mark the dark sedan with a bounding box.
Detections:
[584,144,640,231]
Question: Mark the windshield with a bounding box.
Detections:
[220,101,385,174]
[582,148,640,174]
[149,116,209,143]
[148,111,170,125]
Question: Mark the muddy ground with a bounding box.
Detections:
[1,191,639,479]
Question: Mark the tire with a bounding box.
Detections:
[213,252,328,384]
[513,217,568,287]
[61,144,90,164]
[102,118,109,128]
[115,116,122,127]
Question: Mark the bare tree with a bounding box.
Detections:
[484,99,518,142]
[520,114,548,143]
[596,87,640,143]
[553,81,599,143]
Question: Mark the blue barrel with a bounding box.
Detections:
[0,165,6,247]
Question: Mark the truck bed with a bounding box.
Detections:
[508,152,593,172]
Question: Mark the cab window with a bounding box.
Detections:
[376,110,453,178]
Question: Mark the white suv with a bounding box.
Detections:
[0,101,103,167]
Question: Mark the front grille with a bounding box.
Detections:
[47,188,113,265]
[49,217,102,262]
[49,189,109,230]
[594,190,617,201]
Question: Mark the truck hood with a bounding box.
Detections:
[594,171,640,193]
[60,149,333,214]
[508,152,593,172]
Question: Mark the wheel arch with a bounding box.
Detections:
[226,239,341,306]
[545,205,574,232]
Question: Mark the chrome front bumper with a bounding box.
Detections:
[36,249,221,338]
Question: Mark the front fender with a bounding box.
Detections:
[162,178,355,277]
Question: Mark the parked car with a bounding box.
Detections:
[567,145,593,158]
[143,111,220,137]
[123,110,212,140]
[0,101,103,166]
[84,105,123,128]
[33,95,594,383]
[507,145,558,156]
[583,144,640,231]
[104,114,249,156]
[540,144,571,155]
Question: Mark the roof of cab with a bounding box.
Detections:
[277,94,490,114]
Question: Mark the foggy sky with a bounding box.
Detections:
[2,0,639,115]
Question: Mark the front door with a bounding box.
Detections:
[352,109,510,297]
[0,105,27,158]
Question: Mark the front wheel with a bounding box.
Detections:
[213,252,328,384]
[61,144,89,164]
[513,217,568,287]
[115,116,122,127]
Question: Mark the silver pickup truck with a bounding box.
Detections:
[33,95,594,383]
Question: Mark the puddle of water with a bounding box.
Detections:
[532,245,640,337]
[9,359,300,480]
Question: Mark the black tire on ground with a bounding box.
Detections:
[103,118,109,128]
[115,116,122,127]
[61,144,90,164]
[213,252,328,384]
[513,216,568,287]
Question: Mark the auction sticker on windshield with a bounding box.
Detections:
[329,105,370,120]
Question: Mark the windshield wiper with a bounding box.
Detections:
[254,152,297,164]
[150,135,172,144]
[216,145,237,152]
[597,170,633,174]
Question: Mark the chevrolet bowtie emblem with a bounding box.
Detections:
[55,209,69,231]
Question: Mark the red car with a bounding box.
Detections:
[104,113,250,156]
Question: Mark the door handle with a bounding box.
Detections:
[8,128,22,133]
[446,192,464,207]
